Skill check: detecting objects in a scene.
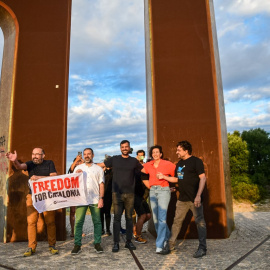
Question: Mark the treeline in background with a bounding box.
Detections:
[228,128,270,202]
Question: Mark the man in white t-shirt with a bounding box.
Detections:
[71,148,105,255]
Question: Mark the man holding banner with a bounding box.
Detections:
[6,147,59,257]
[71,148,105,255]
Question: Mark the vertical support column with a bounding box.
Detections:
[145,0,234,238]
[0,3,18,243]
[0,0,72,242]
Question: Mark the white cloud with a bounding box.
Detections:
[69,0,145,76]
[66,93,147,168]
[226,112,270,132]
[224,86,270,103]
[228,0,270,15]
[70,74,82,80]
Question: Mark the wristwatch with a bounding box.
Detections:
[99,197,104,199]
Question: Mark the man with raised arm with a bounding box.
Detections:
[71,148,105,255]
[157,140,207,258]
[6,148,58,257]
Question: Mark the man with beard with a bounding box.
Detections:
[98,140,143,252]
[6,148,58,257]
[71,148,105,255]
[157,140,207,258]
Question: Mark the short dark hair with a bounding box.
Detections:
[34,147,45,154]
[149,145,163,159]
[136,149,145,156]
[83,148,94,155]
[177,141,192,155]
[120,140,130,146]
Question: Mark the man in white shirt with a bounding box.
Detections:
[71,148,105,255]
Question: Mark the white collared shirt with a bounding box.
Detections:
[75,163,104,204]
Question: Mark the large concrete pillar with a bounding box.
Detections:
[144,0,234,238]
[0,0,71,242]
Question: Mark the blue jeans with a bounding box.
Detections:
[150,186,171,249]
[74,204,102,246]
[112,192,134,242]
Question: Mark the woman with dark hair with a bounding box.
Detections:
[141,145,175,255]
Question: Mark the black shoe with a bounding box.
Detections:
[112,242,119,252]
[102,230,105,235]
[71,245,81,255]
[106,230,112,236]
[124,241,136,250]
[94,243,104,253]
[156,248,170,255]
[193,248,206,258]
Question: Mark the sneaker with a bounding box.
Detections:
[112,242,119,252]
[94,243,104,253]
[156,247,170,255]
[135,235,147,244]
[49,246,59,255]
[23,248,35,257]
[106,230,112,236]
[133,227,137,238]
[193,248,206,258]
[124,241,136,250]
[163,241,168,249]
[71,245,81,255]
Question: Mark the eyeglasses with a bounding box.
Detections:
[32,153,43,156]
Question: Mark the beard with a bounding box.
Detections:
[33,158,43,164]
[84,158,92,163]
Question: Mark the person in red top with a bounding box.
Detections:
[141,145,175,255]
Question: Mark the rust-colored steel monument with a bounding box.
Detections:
[144,0,233,238]
[0,0,233,242]
[0,0,71,242]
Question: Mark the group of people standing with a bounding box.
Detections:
[5,139,207,259]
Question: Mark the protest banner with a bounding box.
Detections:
[29,172,88,213]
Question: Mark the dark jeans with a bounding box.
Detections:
[112,192,134,242]
[100,193,112,232]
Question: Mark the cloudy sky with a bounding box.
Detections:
[1,0,269,168]
[66,0,270,166]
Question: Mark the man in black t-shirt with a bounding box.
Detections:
[6,148,58,257]
[98,140,143,252]
[157,141,207,258]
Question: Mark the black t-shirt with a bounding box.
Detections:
[25,160,57,194]
[104,155,143,193]
[104,169,113,193]
[175,156,205,202]
[134,172,149,197]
